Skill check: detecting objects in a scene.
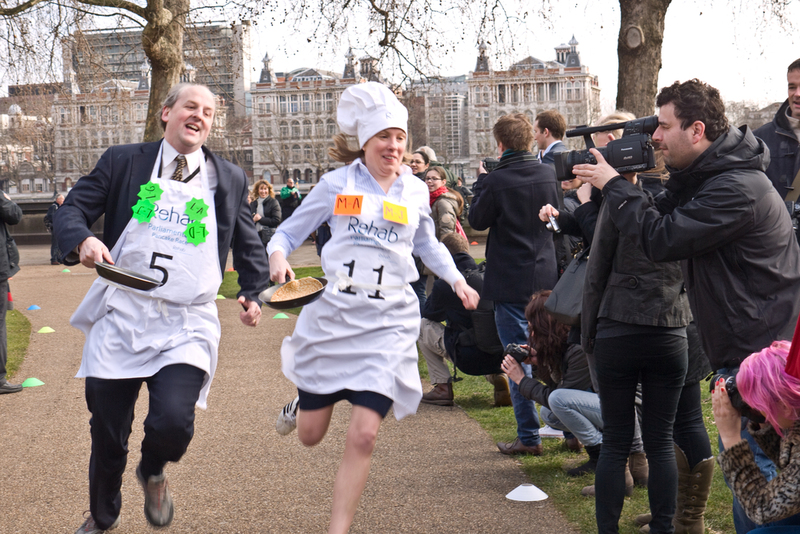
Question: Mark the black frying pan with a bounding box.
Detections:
[259,277,328,310]
[95,262,164,291]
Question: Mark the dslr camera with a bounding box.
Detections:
[503,343,530,364]
[710,372,766,424]
[554,116,659,182]
[482,157,499,173]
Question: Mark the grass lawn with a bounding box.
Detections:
[216,269,738,533]
[6,310,31,379]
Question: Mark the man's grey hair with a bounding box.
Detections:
[160,83,214,131]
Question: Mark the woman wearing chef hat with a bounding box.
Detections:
[267,81,479,533]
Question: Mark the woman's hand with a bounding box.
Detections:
[269,250,295,284]
[576,183,593,204]
[501,355,526,385]
[712,378,745,450]
[539,204,559,223]
[253,213,262,222]
[454,279,480,310]
[573,149,620,190]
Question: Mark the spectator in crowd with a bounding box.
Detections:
[409,150,431,180]
[268,82,479,534]
[416,145,438,165]
[577,78,800,534]
[469,112,559,456]
[713,341,800,530]
[44,193,64,265]
[425,166,466,241]
[418,232,508,406]
[501,290,601,474]
[279,177,302,219]
[0,191,22,394]
[250,180,281,248]
[754,58,800,244]
[534,110,568,167]
[56,83,269,534]
[454,176,472,223]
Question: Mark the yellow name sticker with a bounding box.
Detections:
[383,200,408,225]
[333,194,363,215]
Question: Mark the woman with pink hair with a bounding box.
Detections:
[713,341,800,532]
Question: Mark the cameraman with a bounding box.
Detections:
[577,79,800,534]
[469,113,559,456]
[712,341,800,530]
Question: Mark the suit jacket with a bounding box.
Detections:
[55,141,270,302]
[540,140,568,167]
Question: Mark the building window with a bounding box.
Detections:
[279,96,287,114]
[291,121,301,138]
[302,94,311,113]
[525,84,533,102]
[304,145,312,161]
[89,106,97,123]
[498,85,505,104]
[303,120,312,138]
[101,106,110,124]
[511,85,519,103]
[549,83,558,101]
[290,95,299,113]
[280,121,289,138]
[265,125,272,139]
[21,180,30,192]
[574,81,582,100]
[257,98,266,115]
[325,93,333,112]
[60,107,69,124]
[315,119,324,137]
[292,145,301,163]
[326,119,336,137]
[537,83,544,101]
[314,93,323,112]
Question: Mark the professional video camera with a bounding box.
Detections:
[554,115,659,182]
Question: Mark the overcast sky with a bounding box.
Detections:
[259,0,799,114]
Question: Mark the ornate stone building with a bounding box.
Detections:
[249,50,382,189]
[467,37,601,178]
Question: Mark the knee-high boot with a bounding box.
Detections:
[635,443,714,534]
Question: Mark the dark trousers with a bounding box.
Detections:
[672,381,712,468]
[85,364,205,529]
[594,333,688,534]
[50,232,60,262]
[0,279,8,382]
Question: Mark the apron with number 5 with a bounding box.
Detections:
[281,161,424,419]
[71,145,222,408]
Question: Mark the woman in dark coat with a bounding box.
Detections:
[250,180,281,247]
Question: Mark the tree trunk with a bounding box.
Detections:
[141,0,188,142]
[616,0,672,118]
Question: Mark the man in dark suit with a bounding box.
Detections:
[0,192,22,394]
[534,110,568,168]
[56,83,270,534]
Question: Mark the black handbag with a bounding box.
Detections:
[544,247,588,326]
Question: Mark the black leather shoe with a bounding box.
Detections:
[0,381,23,394]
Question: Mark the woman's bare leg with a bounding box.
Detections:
[328,405,382,534]
[297,405,335,446]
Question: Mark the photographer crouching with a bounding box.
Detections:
[712,341,800,531]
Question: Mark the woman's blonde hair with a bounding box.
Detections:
[329,132,412,165]
[252,180,274,199]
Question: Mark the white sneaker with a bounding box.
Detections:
[275,396,299,435]
[539,425,564,438]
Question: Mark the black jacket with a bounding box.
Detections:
[0,195,22,281]
[55,141,270,303]
[753,100,800,199]
[518,343,593,409]
[600,126,800,369]
[250,196,282,229]
[468,152,559,303]
[582,181,691,354]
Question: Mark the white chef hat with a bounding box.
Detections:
[337,82,408,149]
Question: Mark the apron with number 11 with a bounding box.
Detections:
[71,145,222,407]
[281,162,425,419]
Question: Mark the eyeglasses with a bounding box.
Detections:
[424,177,443,182]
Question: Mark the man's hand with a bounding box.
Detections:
[269,250,295,284]
[478,160,487,175]
[78,236,113,268]
[453,279,480,310]
[238,296,262,327]
[573,149,620,190]
[712,378,745,450]
[539,204,560,223]
[577,182,593,204]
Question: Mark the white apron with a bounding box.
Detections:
[281,163,423,419]
[71,145,222,409]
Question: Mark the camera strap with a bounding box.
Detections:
[784,168,800,202]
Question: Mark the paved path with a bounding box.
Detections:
[0,243,578,534]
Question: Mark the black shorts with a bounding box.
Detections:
[297,388,393,418]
